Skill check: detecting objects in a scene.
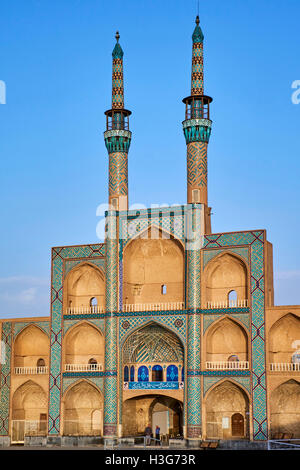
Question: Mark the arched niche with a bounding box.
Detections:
[269,314,300,363]
[63,381,103,436]
[270,380,300,437]
[14,325,49,368]
[65,263,105,311]
[64,322,104,366]
[206,318,248,363]
[123,226,184,306]
[122,322,184,365]
[12,380,47,421]
[205,380,249,439]
[204,253,248,306]
[122,395,183,438]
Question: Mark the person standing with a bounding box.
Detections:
[155,425,160,445]
[144,424,152,446]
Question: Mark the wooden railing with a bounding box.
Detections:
[64,363,103,372]
[206,299,248,309]
[14,366,48,375]
[270,363,300,372]
[122,302,185,312]
[206,361,249,370]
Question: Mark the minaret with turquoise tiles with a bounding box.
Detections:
[184,16,211,442]
[104,31,132,211]
[103,31,131,439]
[182,15,212,234]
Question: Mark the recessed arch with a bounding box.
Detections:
[64,262,105,312]
[12,380,48,421]
[123,225,184,307]
[203,252,248,307]
[14,325,49,368]
[269,314,300,364]
[205,317,248,363]
[122,322,184,364]
[204,380,249,439]
[270,380,300,438]
[63,321,104,367]
[62,379,103,436]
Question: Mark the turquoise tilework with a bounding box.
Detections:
[203,313,250,333]
[48,243,105,435]
[203,247,249,269]
[203,376,251,396]
[13,321,50,338]
[0,322,12,436]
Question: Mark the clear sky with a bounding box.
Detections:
[0,0,299,318]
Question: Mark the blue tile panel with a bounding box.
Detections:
[0,322,12,436]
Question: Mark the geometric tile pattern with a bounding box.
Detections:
[203,376,251,396]
[112,41,124,109]
[203,312,250,333]
[191,19,204,95]
[203,247,249,269]
[48,243,105,435]
[204,230,268,440]
[0,322,12,436]
[187,141,207,189]
[108,152,128,197]
[62,376,104,395]
[104,213,118,434]
[186,206,202,437]
[13,321,50,338]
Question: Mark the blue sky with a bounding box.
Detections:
[0,0,299,318]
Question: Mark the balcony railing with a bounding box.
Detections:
[270,363,300,372]
[66,306,105,315]
[64,363,103,372]
[14,366,48,375]
[206,361,249,370]
[123,302,185,313]
[206,299,248,309]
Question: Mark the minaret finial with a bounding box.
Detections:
[195,15,200,26]
[115,30,120,42]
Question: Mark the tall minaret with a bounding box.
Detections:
[182,16,213,233]
[104,31,132,211]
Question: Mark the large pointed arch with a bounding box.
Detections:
[122,225,184,307]
[62,379,103,436]
[203,251,248,307]
[63,321,104,368]
[13,324,49,369]
[270,379,300,438]
[205,316,249,364]
[269,313,300,364]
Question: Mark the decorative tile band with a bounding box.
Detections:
[0,322,12,436]
[126,381,182,390]
[63,371,116,378]
[187,370,251,377]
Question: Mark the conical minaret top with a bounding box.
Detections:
[104,32,132,211]
[191,15,204,95]
[111,31,125,109]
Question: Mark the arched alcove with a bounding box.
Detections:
[206,318,248,363]
[14,325,49,368]
[65,264,105,312]
[63,381,103,436]
[270,380,300,437]
[12,380,47,421]
[205,380,249,439]
[204,253,248,307]
[123,227,184,307]
[64,323,104,367]
[269,314,300,363]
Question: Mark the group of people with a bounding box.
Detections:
[144,424,161,446]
